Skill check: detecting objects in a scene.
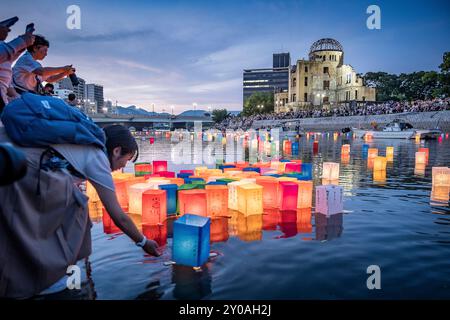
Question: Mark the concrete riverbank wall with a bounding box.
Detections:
[252,110,450,132]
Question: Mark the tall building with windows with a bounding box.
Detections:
[73,77,86,100]
[243,53,290,103]
[275,38,376,112]
[86,83,104,113]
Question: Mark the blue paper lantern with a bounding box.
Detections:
[242,167,261,173]
[184,177,205,184]
[218,165,236,171]
[159,184,178,215]
[264,173,282,178]
[173,214,210,267]
[300,163,313,180]
[206,181,228,185]
[177,173,191,179]
[280,159,291,163]
[362,144,369,159]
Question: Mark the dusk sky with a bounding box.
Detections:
[3,0,449,112]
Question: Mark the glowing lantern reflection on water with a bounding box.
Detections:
[313,141,319,153]
[315,185,343,216]
[178,189,207,216]
[210,216,229,243]
[386,146,394,161]
[278,181,298,211]
[237,184,263,216]
[415,152,427,166]
[173,214,210,267]
[102,207,121,234]
[142,223,167,246]
[142,189,167,225]
[368,148,378,160]
[341,144,350,155]
[205,185,228,217]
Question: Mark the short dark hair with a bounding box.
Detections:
[68,93,76,101]
[44,83,54,89]
[27,35,49,53]
[104,125,139,163]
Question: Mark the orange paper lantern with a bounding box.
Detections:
[178,189,207,216]
[205,185,228,217]
[142,189,167,225]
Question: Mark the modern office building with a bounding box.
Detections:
[86,83,104,113]
[275,38,376,112]
[243,53,290,103]
[73,77,86,100]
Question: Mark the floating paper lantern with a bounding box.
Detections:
[128,183,155,214]
[216,178,236,184]
[237,183,263,216]
[431,167,450,202]
[362,144,369,158]
[243,167,261,173]
[322,162,340,181]
[142,189,167,225]
[149,137,155,145]
[178,189,207,216]
[297,181,313,209]
[173,214,210,267]
[341,144,350,155]
[297,163,313,180]
[205,185,228,217]
[386,146,394,161]
[158,171,175,178]
[313,141,319,153]
[134,162,152,177]
[219,165,236,171]
[278,182,299,211]
[180,170,194,175]
[292,142,299,155]
[415,152,427,166]
[177,173,191,179]
[415,133,421,143]
[153,160,168,173]
[142,223,167,246]
[210,216,229,243]
[315,185,343,216]
[159,184,178,215]
[102,207,121,234]
[184,177,205,184]
[373,156,387,172]
[255,176,278,208]
[414,163,426,176]
[168,178,185,186]
[368,148,378,160]
[114,179,131,210]
[418,148,429,163]
[285,163,301,173]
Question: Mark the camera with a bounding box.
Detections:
[0,16,19,28]
[69,73,79,87]
[0,143,27,186]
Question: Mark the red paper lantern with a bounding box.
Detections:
[142,223,167,246]
[142,190,167,225]
[158,171,175,178]
[102,207,121,234]
[153,160,168,173]
[278,181,299,211]
[178,189,207,216]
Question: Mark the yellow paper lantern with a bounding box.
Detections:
[228,179,255,210]
[431,167,450,202]
[322,162,340,181]
[341,144,350,155]
[194,166,208,176]
[373,156,387,172]
[237,183,263,216]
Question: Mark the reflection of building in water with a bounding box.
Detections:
[210,217,229,243]
[142,223,167,246]
[237,213,263,242]
[263,208,280,231]
[279,210,297,238]
[315,212,343,241]
[172,264,212,300]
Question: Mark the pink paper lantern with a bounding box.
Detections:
[278,181,299,211]
[153,160,168,173]
[285,163,302,173]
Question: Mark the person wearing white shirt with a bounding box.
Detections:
[12,34,75,94]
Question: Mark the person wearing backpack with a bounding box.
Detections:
[0,97,160,298]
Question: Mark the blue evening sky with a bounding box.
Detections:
[2,0,449,112]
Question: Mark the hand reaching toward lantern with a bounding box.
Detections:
[143,239,161,257]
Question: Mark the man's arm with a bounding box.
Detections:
[32,65,72,79]
[44,71,70,83]
[0,34,34,64]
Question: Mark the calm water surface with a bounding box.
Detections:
[77,133,450,300]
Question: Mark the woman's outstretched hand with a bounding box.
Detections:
[143,239,161,257]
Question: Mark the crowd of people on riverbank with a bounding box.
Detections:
[215,98,450,130]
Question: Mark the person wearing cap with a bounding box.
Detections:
[0,21,34,112]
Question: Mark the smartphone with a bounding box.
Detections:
[0,16,19,28]
[25,23,35,34]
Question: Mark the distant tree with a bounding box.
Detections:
[436,52,450,98]
[243,92,274,116]
[212,109,229,123]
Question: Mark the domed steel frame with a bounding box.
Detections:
[309,38,343,59]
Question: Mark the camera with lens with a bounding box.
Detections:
[0,143,27,186]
